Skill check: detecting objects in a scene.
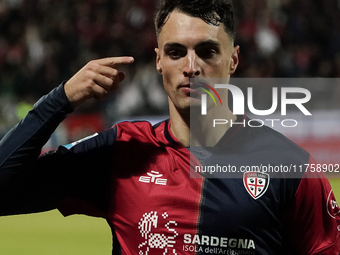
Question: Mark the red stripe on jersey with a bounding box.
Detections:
[108,121,204,255]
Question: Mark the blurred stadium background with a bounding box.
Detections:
[0,0,339,254]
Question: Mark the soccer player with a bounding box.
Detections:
[0,0,339,254]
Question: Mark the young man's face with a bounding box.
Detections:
[155,9,239,113]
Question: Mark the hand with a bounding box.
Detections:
[64,56,134,109]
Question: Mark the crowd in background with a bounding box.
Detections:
[1,0,340,138]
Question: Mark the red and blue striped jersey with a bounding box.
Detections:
[0,84,339,254]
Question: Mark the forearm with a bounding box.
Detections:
[0,83,72,215]
[0,83,72,171]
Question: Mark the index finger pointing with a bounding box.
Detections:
[99,56,134,67]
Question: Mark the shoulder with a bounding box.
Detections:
[261,124,310,164]
[219,118,311,181]
[114,119,169,143]
[233,119,311,164]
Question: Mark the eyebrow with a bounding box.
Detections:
[163,40,221,50]
[163,42,186,49]
[195,40,221,49]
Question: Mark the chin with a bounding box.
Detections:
[189,97,202,106]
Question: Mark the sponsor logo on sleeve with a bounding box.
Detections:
[326,190,340,221]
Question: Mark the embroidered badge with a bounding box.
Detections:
[243,172,270,199]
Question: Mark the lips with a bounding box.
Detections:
[178,83,202,94]
[179,81,201,89]
[178,81,190,87]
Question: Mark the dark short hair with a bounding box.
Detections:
[154,0,235,40]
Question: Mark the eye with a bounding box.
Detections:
[197,48,217,59]
[169,50,181,59]
[166,48,186,60]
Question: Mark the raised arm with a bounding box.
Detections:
[0,57,133,216]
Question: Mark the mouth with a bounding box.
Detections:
[179,81,212,95]
[178,83,201,94]
[179,81,203,89]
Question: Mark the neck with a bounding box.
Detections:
[169,100,236,147]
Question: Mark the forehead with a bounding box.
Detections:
[158,9,231,48]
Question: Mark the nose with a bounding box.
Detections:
[183,52,200,78]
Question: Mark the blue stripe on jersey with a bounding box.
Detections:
[62,133,98,149]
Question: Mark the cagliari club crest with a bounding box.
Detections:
[243,172,270,199]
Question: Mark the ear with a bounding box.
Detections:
[229,45,240,74]
[155,48,162,74]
